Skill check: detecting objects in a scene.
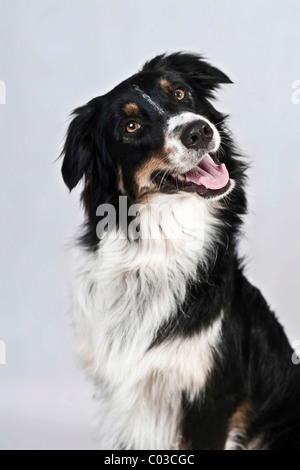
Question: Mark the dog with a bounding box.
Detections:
[61,52,300,450]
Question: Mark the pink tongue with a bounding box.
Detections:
[184,155,229,190]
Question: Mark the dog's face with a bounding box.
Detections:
[62,53,236,210]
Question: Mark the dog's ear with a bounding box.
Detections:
[142,52,232,93]
[61,97,118,222]
[61,97,106,191]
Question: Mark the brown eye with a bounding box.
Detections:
[126,121,141,133]
[174,89,185,100]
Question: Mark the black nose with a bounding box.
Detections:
[180,120,214,150]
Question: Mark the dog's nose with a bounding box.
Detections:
[181,120,214,150]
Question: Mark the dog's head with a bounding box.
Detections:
[62,52,242,223]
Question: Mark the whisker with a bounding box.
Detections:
[158,169,171,190]
[149,154,173,180]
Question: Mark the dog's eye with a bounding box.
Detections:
[125,121,141,133]
[174,89,185,100]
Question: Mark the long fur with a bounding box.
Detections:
[61,52,300,450]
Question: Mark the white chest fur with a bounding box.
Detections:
[71,193,223,449]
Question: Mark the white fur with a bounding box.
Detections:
[71,192,223,450]
[225,429,247,450]
[133,85,165,116]
[247,435,266,450]
[225,432,266,450]
[165,112,221,172]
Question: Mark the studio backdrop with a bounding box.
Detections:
[0,0,300,450]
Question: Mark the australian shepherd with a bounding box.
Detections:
[61,52,300,450]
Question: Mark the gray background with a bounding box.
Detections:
[1,0,300,450]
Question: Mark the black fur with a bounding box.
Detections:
[61,52,300,449]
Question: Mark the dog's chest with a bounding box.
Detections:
[73,239,223,450]
[74,198,216,379]
[72,194,222,448]
[88,270,223,450]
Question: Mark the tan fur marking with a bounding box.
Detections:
[160,79,172,93]
[124,102,140,116]
[228,400,253,435]
[118,165,125,194]
[134,154,170,197]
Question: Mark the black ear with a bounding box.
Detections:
[61,97,104,191]
[142,52,232,93]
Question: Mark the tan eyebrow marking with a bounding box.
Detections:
[160,79,172,93]
[124,102,140,116]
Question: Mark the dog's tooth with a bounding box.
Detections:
[177,174,185,181]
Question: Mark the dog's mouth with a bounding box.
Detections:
[152,154,231,199]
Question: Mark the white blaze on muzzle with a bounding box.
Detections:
[167,112,221,149]
[164,112,221,173]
